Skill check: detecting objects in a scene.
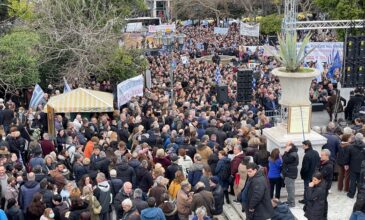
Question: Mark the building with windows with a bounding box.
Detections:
[145,0,172,22]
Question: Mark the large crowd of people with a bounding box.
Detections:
[0,22,364,220]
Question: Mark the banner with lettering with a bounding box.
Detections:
[297,42,344,64]
[214,27,229,35]
[117,75,144,107]
[148,24,176,33]
[240,22,260,37]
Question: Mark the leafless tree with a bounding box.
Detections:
[33,0,125,86]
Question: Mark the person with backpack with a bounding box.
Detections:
[93,172,112,220]
[215,150,231,204]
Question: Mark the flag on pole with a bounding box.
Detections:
[215,66,221,84]
[63,78,72,93]
[327,50,342,79]
[315,61,324,82]
[29,84,45,109]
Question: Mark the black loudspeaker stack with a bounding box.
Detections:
[217,85,229,104]
[343,36,365,88]
[236,69,253,102]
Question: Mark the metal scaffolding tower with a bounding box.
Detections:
[282,0,297,34]
[282,0,365,31]
[295,20,365,30]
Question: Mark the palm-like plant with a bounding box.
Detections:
[267,32,314,72]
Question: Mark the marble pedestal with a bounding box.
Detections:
[263,124,327,172]
[263,125,327,152]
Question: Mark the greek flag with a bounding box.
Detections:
[29,84,44,109]
[327,50,342,79]
[315,61,324,82]
[63,77,72,93]
[215,66,221,84]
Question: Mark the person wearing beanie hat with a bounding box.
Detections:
[209,176,224,215]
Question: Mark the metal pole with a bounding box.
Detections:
[169,46,174,109]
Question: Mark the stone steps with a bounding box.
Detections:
[222,180,307,220]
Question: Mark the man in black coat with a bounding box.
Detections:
[2,103,14,135]
[346,133,365,198]
[116,157,136,186]
[318,149,334,218]
[345,89,364,120]
[299,140,320,204]
[135,160,153,193]
[114,182,133,219]
[73,154,87,185]
[282,141,299,207]
[322,122,340,162]
[244,163,274,220]
[166,155,182,183]
[209,176,224,215]
[109,169,123,199]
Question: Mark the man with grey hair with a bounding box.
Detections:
[132,188,148,213]
[322,121,340,162]
[65,136,76,163]
[346,133,365,198]
[94,172,112,220]
[319,148,334,218]
[191,181,214,218]
[109,169,123,198]
[20,172,40,212]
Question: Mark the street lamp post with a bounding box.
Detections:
[159,33,185,109]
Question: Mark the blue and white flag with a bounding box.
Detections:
[215,67,221,84]
[63,77,72,93]
[315,61,324,82]
[327,50,342,79]
[29,84,45,109]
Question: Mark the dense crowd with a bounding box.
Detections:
[0,22,365,220]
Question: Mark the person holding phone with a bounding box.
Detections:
[304,172,327,220]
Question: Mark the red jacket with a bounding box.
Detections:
[40,140,55,156]
[230,152,245,175]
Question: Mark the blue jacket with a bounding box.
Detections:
[215,156,231,189]
[0,210,7,220]
[268,159,282,179]
[271,203,295,220]
[20,181,40,212]
[141,207,166,220]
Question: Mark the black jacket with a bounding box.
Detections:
[318,160,334,191]
[68,202,89,220]
[304,181,327,220]
[282,146,299,179]
[92,157,111,179]
[109,178,123,198]
[246,171,274,220]
[135,166,154,193]
[300,147,320,180]
[73,162,88,184]
[133,198,148,214]
[337,142,351,166]
[166,163,182,183]
[116,162,136,185]
[346,140,365,173]
[114,189,133,219]
[211,184,224,215]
